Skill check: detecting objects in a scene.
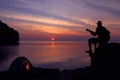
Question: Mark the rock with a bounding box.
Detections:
[8,57,59,80]
[0,20,19,45]
[91,43,120,68]
[9,57,36,78]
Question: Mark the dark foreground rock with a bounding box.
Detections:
[91,43,120,68]
[0,57,59,80]
[0,43,120,80]
[0,20,19,45]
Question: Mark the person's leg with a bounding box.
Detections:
[94,43,97,49]
[94,39,99,50]
[86,38,97,53]
[88,38,92,51]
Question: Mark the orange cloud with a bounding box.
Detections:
[0,12,80,27]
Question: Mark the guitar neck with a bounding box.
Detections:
[86,29,93,33]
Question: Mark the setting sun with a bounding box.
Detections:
[51,38,55,41]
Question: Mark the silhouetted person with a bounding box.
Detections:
[86,21,110,53]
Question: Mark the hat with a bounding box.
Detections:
[97,21,102,24]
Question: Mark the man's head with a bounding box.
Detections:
[97,21,102,26]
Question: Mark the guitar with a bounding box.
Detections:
[86,29,94,33]
[86,29,96,35]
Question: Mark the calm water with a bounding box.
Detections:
[0,41,91,71]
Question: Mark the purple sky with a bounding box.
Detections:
[0,0,120,41]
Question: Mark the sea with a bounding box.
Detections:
[0,41,91,72]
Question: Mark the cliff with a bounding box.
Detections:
[0,20,19,45]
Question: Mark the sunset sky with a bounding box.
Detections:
[0,0,120,41]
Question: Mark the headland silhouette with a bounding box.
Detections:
[0,20,20,45]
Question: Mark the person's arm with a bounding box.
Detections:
[86,29,97,36]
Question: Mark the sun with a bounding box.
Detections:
[51,38,55,41]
